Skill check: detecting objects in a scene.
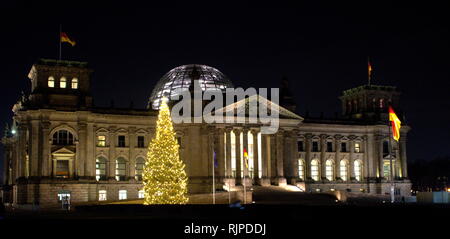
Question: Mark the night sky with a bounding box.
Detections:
[1,2,449,180]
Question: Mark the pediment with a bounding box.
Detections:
[52,147,76,156]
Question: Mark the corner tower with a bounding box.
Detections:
[26,59,93,109]
[339,84,401,121]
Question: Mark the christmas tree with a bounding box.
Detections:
[143,98,189,204]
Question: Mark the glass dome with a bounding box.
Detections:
[148,64,233,109]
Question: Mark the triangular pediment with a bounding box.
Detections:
[207,94,303,121]
[52,147,76,156]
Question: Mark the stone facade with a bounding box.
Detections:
[1,59,411,208]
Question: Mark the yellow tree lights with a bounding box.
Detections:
[143,98,189,204]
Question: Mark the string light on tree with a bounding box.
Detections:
[143,97,189,204]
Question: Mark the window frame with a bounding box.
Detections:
[60,77,67,88]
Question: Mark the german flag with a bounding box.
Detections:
[368,60,372,79]
[389,106,401,141]
[61,32,76,46]
[243,148,249,169]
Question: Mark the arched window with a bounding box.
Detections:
[311,159,320,181]
[71,78,78,89]
[354,160,362,181]
[340,160,348,181]
[52,130,74,145]
[60,77,67,88]
[135,157,145,181]
[48,76,55,88]
[115,157,126,181]
[298,159,305,180]
[96,157,107,181]
[325,160,334,181]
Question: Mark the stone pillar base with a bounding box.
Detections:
[259,177,271,186]
[242,177,253,187]
[274,177,287,186]
[223,178,236,191]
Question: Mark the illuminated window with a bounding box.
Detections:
[325,160,334,181]
[138,190,144,199]
[383,160,391,179]
[311,159,320,181]
[99,190,107,201]
[354,142,361,153]
[118,190,127,200]
[60,77,67,88]
[57,191,71,202]
[48,76,55,87]
[115,157,126,181]
[340,160,348,181]
[71,78,78,89]
[354,160,362,181]
[135,157,145,181]
[97,135,106,147]
[96,157,107,181]
[52,130,74,145]
[298,159,305,180]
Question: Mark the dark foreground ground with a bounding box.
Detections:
[1,203,449,238]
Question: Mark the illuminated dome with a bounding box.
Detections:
[148,64,233,109]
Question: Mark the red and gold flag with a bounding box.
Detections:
[243,148,249,169]
[61,32,76,46]
[389,106,401,141]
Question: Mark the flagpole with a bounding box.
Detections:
[243,152,247,205]
[212,151,216,205]
[388,112,395,203]
[368,56,371,86]
[59,24,62,61]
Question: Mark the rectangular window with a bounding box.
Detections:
[48,77,55,87]
[297,141,304,152]
[71,78,78,89]
[354,142,361,153]
[312,142,319,152]
[56,160,69,178]
[341,142,347,152]
[137,136,145,148]
[99,190,107,201]
[57,192,71,202]
[97,135,106,147]
[138,190,144,199]
[326,142,333,152]
[118,135,126,147]
[383,160,391,178]
[119,190,127,200]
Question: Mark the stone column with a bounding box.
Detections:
[41,122,51,177]
[234,128,242,185]
[291,131,299,180]
[319,134,326,181]
[362,135,369,181]
[86,123,95,179]
[17,124,28,178]
[334,135,342,179]
[377,135,384,179]
[77,122,87,177]
[260,133,271,186]
[399,135,408,178]
[217,128,226,183]
[275,130,286,185]
[366,134,376,179]
[305,134,312,180]
[29,120,40,177]
[108,127,116,180]
[251,129,260,183]
[225,128,232,179]
[349,135,355,180]
[128,127,136,180]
